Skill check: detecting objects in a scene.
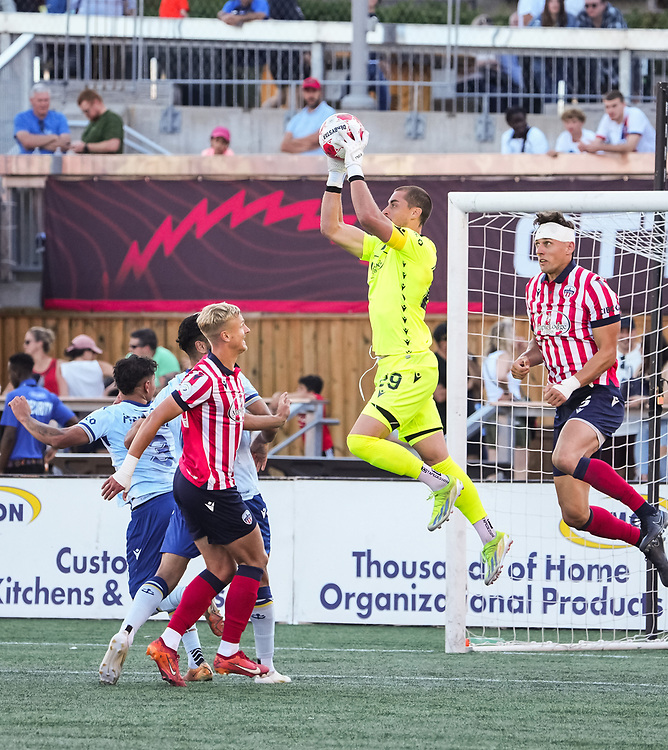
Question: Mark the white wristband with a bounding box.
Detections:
[112,453,139,490]
[326,171,345,189]
[346,164,364,179]
[553,375,581,400]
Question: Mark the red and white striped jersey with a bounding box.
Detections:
[525,261,621,387]
[172,353,245,490]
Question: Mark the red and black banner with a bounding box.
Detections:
[43,177,653,314]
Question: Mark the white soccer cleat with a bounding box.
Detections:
[254,669,292,684]
[99,630,131,685]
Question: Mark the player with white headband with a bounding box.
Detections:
[511,211,668,583]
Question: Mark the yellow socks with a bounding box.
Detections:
[431,456,488,525]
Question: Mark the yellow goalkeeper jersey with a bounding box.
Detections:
[361,224,436,357]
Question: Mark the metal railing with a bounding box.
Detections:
[1,14,666,111]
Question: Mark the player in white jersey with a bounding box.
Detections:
[9,355,215,682]
[511,212,668,584]
[151,314,291,683]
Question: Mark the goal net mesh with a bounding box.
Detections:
[448,198,668,652]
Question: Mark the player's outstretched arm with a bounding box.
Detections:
[8,395,88,449]
[320,160,365,257]
[101,395,182,500]
[337,126,393,244]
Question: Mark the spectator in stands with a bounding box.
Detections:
[294,374,335,457]
[201,126,235,155]
[280,77,335,155]
[128,328,181,389]
[576,0,626,29]
[575,1,626,94]
[14,83,71,155]
[0,353,77,475]
[71,89,124,155]
[482,318,528,479]
[71,0,136,14]
[433,323,447,431]
[617,317,643,384]
[517,0,545,26]
[579,90,656,154]
[217,0,268,25]
[501,106,549,154]
[0,0,17,11]
[159,0,188,17]
[549,108,596,155]
[61,335,115,397]
[23,327,68,396]
[529,1,577,102]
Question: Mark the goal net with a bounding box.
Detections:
[445,190,668,652]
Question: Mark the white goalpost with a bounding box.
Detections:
[445,190,668,653]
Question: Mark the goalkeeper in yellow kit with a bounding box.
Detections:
[319,124,510,585]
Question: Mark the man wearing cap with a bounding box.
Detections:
[511,210,668,585]
[0,353,77,475]
[280,77,335,156]
[61,334,115,397]
[201,126,235,156]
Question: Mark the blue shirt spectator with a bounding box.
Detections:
[0,354,76,474]
[46,0,68,12]
[281,77,335,156]
[218,0,269,24]
[14,83,71,155]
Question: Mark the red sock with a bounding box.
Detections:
[221,565,263,645]
[583,505,641,546]
[168,574,218,636]
[577,457,645,512]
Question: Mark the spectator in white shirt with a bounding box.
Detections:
[579,90,655,154]
[501,106,549,154]
[549,108,596,155]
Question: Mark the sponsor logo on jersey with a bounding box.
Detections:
[242,509,253,525]
[228,404,244,422]
[536,312,570,336]
[0,486,42,524]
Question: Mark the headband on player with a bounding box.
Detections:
[534,222,576,244]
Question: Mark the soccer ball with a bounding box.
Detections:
[318,113,365,159]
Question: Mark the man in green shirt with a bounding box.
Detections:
[71,88,124,154]
[129,328,181,390]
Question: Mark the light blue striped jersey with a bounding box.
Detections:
[78,399,176,509]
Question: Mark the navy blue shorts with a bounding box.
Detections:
[173,468,257,546]
[245,493,271,555]
[160,506,200,559]
[553,384,624,477]
[126,492,176,598]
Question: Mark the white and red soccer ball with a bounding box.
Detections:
[318,112,365,159]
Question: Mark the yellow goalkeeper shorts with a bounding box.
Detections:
[361,350,443,443]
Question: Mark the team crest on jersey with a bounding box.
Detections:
[228,403,243,421]
[242,509,253,525]
[536,312,570,336]
[563,285,576,298]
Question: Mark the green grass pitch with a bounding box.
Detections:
[1,619,667,749]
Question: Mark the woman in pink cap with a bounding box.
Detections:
[60,334,115,397]
[201,127,235,156]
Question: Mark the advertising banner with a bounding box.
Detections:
[42,177,653,314]
[1,477,663,632]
